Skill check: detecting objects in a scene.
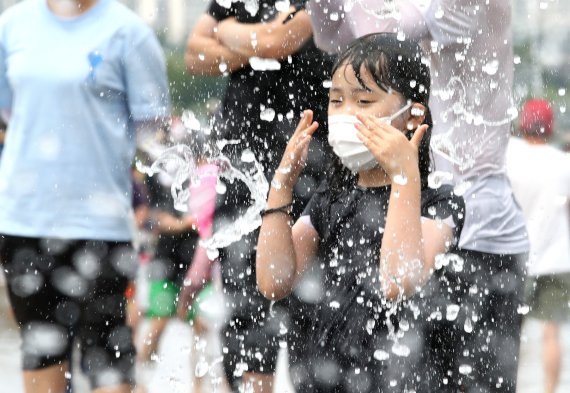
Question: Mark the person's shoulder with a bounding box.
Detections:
[104,0,154,39]
[0,0,37,27]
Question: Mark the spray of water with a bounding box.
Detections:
[137,136,269,260]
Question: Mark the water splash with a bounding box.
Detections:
[136,144,196,213]
[139,119,269,258]
[200,155,269,254]
[427,171,453,189]
[355,0,401,19]
[430,77,518,170]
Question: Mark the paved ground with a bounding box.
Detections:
[0,278,569,393]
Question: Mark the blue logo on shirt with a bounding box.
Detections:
[87,51,103,81]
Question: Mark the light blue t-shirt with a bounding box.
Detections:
[0,0,170,241]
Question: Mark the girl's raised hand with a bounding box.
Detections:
[355,114,428,180]
[274,110,319,190]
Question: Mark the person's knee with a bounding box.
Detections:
[21,321,71,370]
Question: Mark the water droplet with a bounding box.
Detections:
[559,88,566,97]
[271,178,282,190]
[366,319,375,335]
[275,0,290,12]
[206,248,220,260]
[449,254,464,272]
[393,174,408,185]
[427,171,453,189]
[446,304,460,321]
[322,80,332,88]
[396,31,406,41]
[215,180,227,195]
[464,317,473,333]
[399,320,410,331]
[514,56,521,65]
[329,12,339,21]
[427,205,437,216]
[241,148,256,163]
[329,300,340,309]
[249,57,281,71]
[198,53,205,61]
[453,181,472,196]
[482,60,499,75]
[458,364,473,375]
[517,304,530,315]
[218,62,227,73]
[347,239,354,247]
[374,349,390,361]
[391,342,410,357]
[434,7,444,18]
[260,107,276,122]
[195,358,209,377]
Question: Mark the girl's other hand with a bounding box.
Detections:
[355,114,428,180]
[274,110,319,190]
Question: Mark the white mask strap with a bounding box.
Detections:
[387,101,413,122]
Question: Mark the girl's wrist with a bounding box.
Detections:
[267,186,293,207]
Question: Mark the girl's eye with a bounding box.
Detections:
[330,98,343,104]
[358,100,374,105]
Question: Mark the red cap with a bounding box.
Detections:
[519,99,554,137]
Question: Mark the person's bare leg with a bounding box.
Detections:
[138,317,169,362]
[543,321,561,393]
[192,319,207,393]
[23,363,68,393]
[93,384,133,393]
[242,372,273,393]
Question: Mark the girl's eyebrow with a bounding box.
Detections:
[330,87,373,94]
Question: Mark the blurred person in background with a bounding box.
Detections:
[136,123,199,364]
[507,99,570,393]
[0,0,169,392]
[185,1,333,391]
[305,1,529,392]
[0,118,5,159]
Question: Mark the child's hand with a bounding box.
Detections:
[355,114,428,180]
[274,110,319,190]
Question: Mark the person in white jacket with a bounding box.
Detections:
[507,99,570,393]
[305,1,529,392]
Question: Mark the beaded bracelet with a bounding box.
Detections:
[260,203,293,218]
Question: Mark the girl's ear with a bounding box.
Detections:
[406,103,426,130]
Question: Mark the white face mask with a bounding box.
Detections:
[328,103,412,172]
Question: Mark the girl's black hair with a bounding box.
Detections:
[327,32,433,191]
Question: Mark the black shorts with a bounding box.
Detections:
[218,230,281,389]
[413,250,527,393]
[148,230,198,287]
[0,234,137,389]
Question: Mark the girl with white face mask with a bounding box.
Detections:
[255,33,465,391]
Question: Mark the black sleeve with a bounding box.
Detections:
[207,0,235,21]
[420,185,465,245]
[301,182,329,238]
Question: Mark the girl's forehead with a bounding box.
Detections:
[331,63,383,92]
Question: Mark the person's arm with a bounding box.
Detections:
[256,110,320,300]
[185,14,249,76]
[216,9,313,60]
[356,115,452,299]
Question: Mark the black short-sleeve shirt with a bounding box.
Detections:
[300,182,465,366]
